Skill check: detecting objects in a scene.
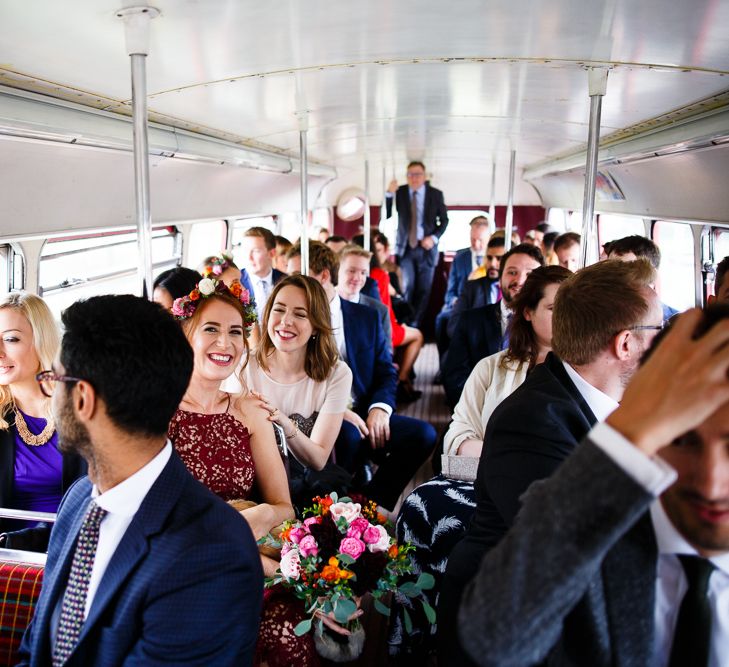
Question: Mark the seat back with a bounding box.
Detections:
[0,509,50,666]
[0,550,45,666]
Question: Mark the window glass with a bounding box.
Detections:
[40,227,179,318]
[279,212,302,245]
[0,245,8,294]
[598,214,646,248]
[546,208,567,232]
[653,221,695,312]
[713,228,729,264]
[435,210,490,253]
[185,220,228,271]
[311,208,332,237]
[566,211,582,232]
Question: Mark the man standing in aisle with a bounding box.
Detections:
[385,161,449,327]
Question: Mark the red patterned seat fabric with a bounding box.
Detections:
[0,561,44,666]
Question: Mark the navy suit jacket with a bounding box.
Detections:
[240,267,285,304]
[446,276,499,338]
[448,353,598,577]
[341,299,397,412]
[441,302,503,407]
[19,451,263,666]
[386,183,449,256]
[443,248,473,308]
[361,277,382,302]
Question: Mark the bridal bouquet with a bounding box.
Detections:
[261,493,434,642]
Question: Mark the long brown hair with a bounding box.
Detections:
[256,274,338,382]
[503,265,572,368]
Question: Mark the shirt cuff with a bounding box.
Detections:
[589,421,677,495]
[368,402,393,417]
[385,192,394,199]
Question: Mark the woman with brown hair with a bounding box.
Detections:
[245,274,353,508]
[392,265,572,658]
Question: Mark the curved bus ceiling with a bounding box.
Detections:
[0,0,728,235]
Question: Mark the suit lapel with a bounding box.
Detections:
[547,353,598,426]
[340,301,362,396]
[602,514,657,666]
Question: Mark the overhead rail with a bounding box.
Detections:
[0,86,336,177]
[523,101,729,182]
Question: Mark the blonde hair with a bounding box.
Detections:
[339,244,372,262]
[0,292,60,428]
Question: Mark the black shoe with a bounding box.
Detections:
[397,380,423,403]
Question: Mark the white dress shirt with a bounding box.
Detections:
[499,300,511,337]
[471,249,483,272]
[51,442,172,642]
[252,269,273,322]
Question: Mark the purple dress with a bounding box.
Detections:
[9,411,63,529]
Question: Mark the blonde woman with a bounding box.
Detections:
[0,292,85,550]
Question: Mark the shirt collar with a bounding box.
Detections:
[256,269,273,284]
[562,361,619,422]
[92,440,172,517]
[329,293,343,319]
[408,184,425,197]
[651,499,729,575]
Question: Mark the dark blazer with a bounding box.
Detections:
[386,183,449,256]
[341,299,397,412]
[441,302,503,407]
[18,451,263,666]
[0,415,86,552]
[239,267,286,303]
[458,438,658,667]
[446,276,499,338]
[359,294,392,345]
[443,248,474,308]
[361,277,382,302]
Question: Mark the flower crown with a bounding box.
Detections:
[203,251,234,278]
[171,277,258,335]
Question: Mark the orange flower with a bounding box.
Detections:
[280,526,293,542]
[230,281,242,297]
[388,545,399,559]
[338,568,354,580]
[321,564,340,582]
[189,289,200,301]
[377,513,387,524]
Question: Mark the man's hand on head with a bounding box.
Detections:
[606,309,729,456]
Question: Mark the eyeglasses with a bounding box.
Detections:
[35,370,86,398]
[406,171,425,178]
[628,323,665,332]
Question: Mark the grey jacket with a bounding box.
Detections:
[458,439,658,667]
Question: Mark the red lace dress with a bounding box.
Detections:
[168,405,320,667]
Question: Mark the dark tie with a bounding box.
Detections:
[409,191,418,249]
[668,555,716,667]
[52,501,108,666]
[475,254,483,267]
[501,312,512,350]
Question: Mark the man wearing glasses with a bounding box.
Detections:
[439,258,665,664]
[18,295,262,666]
[386,161,449,327]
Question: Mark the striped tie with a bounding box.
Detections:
[52,501,107,666]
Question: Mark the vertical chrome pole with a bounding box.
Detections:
[504,150,516,251]
[489,158,496,235]
[299,120,309,276]
[118,6,159,299]
[580,67,609,268]
[363,160,371,251]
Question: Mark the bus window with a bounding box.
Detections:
[436,210,490,253]
[311,208,332,237]
[653,221,695,312]
[713,228,729,264]
[546,208,567,232]
[0,245,8,294]
[597,214,646,247]
[278,212,302,244]
[40,227,180,318]
[185,220,228,270]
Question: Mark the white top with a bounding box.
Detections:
[329,295,347,361]
[52,442,172,642]
[443,350,529,456]
[589,421,728,667]
[243,355,352,419]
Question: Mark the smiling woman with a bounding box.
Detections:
[0,292,85,551]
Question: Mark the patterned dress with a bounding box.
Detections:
[168,402,320,667]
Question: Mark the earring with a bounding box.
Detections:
[310,334,317,341]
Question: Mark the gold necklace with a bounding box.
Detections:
[14,410,56,446]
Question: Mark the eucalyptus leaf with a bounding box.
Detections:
[337,553,355,565]
[416,573,436,590]
[374,598,391,617]
[403,607,413,634]
[294,618,312,636]
[333,598,357,623]
[399,582,419,597]
[421,601,436,624]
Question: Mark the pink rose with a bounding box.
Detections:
[339,537,365,560]
[212,264,223,275]
[329,502,362,525]
[289,526,307,544]
[298,534,319,558]
[280,549,301,580]
[364,525,391,553]
[347,525,363,539]
[303,516,321,530]
[350,517,369,534]
[281,542,294,557]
